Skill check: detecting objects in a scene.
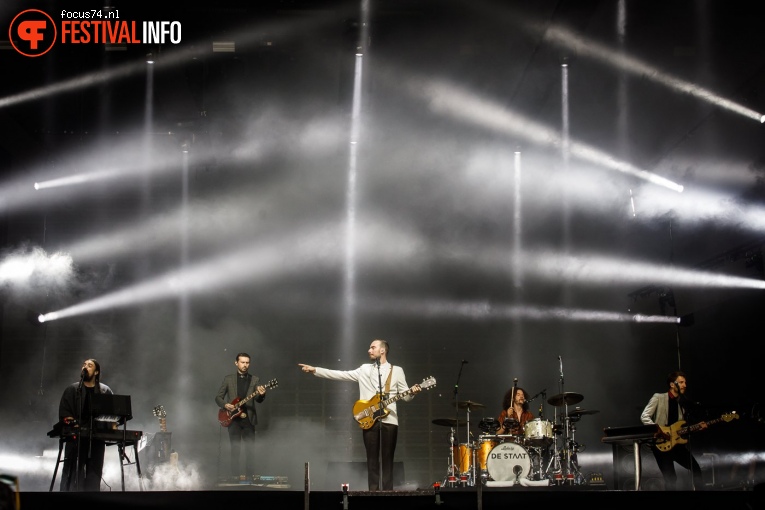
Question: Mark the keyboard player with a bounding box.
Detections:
[58,358,117,492]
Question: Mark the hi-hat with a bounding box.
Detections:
[432,418,467,427]
[547,392,584,407]
[569,408,599,416]
[453,400,485,409]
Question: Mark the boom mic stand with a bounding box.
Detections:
[558,356,575,484]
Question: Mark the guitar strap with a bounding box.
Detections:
[385,365,393,396]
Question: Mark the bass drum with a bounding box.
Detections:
[485,442,532,482]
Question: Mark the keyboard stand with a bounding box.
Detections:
[49,428,144,491]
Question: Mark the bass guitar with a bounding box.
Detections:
[655,411,739,452]
[353,376,436,430]
[218,378,278,427]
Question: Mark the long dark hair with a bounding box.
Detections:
[86,358,103,391]
[502,387,529,412]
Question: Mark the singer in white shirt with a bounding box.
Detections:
[299,339,421,490]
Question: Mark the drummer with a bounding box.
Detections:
[496,386,534,437]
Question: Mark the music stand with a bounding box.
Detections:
[91,394,133,424]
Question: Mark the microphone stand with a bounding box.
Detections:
[676,383,698,490]
[70,369,86,491]
[528,389,547,418]
[452,361,466,486]
[375,358,384,491]
[558,356,573,484]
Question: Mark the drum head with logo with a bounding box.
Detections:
[486,442,532,482]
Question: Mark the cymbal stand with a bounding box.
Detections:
[464,404,475,486]
[443,427,458,487]
[565,418,585,484]
[543,414,563,482]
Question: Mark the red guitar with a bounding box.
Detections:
[218,378,278,427]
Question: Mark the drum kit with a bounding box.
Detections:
[434,392,599,487]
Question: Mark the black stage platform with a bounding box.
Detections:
[18,486,764,510]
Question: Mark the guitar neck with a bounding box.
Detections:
[159,418,167,433]
[379,387,416,407]
[680,416,723,435]
[234,381,276,409]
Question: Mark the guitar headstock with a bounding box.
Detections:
[153,405,166,418]
[266,378,278,389]
[722,411,739,422]
[420,376,436,390]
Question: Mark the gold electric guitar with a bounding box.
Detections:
[655,411,739,452]
[353,376,436,430]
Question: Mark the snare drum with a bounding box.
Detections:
[524,419,553,446]
[475,437,499,472]
[486,442,532,482]
[451,443,473,474]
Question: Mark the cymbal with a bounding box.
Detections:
[432,418,467,427]
[570,408,599,416]
[453,400,485,409]
[547,392,584,407]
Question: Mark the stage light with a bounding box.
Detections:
[146,53,154,64]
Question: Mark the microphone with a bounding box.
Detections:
[374,357,381,366]
[513,378,518,384]
[78,368,86,390]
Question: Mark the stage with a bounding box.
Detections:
[16,485,764,510]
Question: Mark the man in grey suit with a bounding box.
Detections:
[641,370,707,490]
[215,352,267,480]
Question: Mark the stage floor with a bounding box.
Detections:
[17,485,763,510]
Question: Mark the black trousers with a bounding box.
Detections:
[362,422,398,490]
[60,438,106,491]
[650,443,704,490]
[227,419,256,477]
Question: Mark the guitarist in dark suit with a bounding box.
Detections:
[299,339,422,491]
[215,352,267,481]
[640,370,707,490]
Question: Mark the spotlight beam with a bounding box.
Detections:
[358,295,680,324]
[541,24,765,124]
[33,168,124,190]
[524,249,765,291]
[36,222,345,323]
[418,79,683,192]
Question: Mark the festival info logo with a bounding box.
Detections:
[8,9,181,57]
[9,9,57,57]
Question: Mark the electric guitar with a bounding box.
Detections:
[151,405,179,469]
[655,411,739,452]
[353,376,436,430]
[218,378,278,427]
